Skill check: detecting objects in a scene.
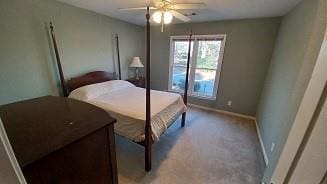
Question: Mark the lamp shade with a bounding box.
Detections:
[129,57,144,68]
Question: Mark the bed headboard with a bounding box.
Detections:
[66,71,116,93]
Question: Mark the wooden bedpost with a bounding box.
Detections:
[115,34,122,80]
[181,32,192,127]
[50,22,68,97]
[145,7,152,172]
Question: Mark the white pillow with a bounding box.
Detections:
[69,80,135,101]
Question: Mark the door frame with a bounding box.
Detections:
[0,118,26,183]
[168,34,226,100]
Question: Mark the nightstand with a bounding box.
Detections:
[126,77,145,88]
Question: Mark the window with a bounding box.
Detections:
[169,35,226,100]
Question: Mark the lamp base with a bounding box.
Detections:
[135,68,139,80]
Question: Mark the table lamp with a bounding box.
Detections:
[129,57,144,80]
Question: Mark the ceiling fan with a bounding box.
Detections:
[120,0,207,32]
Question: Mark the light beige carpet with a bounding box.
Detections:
[116,107,265,184]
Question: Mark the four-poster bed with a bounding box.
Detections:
[50,22,68,97]
[115,33,122,80]
[49,7,192,171]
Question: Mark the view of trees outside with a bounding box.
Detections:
[172,39,221,97]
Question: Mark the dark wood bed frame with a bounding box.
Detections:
[49,7,192,172]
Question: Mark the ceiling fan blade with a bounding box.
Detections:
[172,3,206,10]
[119,7,157,11]
[171,10,191,22]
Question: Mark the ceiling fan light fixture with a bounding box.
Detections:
[163,11,173,24]
[152,11,162,23]
[119,1,208,26]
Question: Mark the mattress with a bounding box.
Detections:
[69,81,186,142]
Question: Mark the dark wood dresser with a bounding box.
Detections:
[0,96,118,184]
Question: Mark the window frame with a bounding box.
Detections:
[168,34,226,100]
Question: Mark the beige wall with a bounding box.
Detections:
[0,0,145,105]
[269,21,327,184]
[150,18,281,116]
[255,0,327,182]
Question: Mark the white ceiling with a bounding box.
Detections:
[57,0,302,26]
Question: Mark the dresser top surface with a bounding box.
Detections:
[0,96,116,167]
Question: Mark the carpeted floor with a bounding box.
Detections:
[116,107,265,184]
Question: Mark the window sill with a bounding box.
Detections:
[166,90,217,101]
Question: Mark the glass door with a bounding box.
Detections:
[169,35,226,100]
[170,40,193,92]
[192,39,222,97]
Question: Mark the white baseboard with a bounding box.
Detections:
[188,103,269,166]
[187,103,256,120]
[254,119,269,166]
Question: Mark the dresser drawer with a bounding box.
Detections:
[23,126,117,184]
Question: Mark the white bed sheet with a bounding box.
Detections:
[70,85,186,142]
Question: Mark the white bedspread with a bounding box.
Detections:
[69,80,186,142]
[91,87,181,120]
